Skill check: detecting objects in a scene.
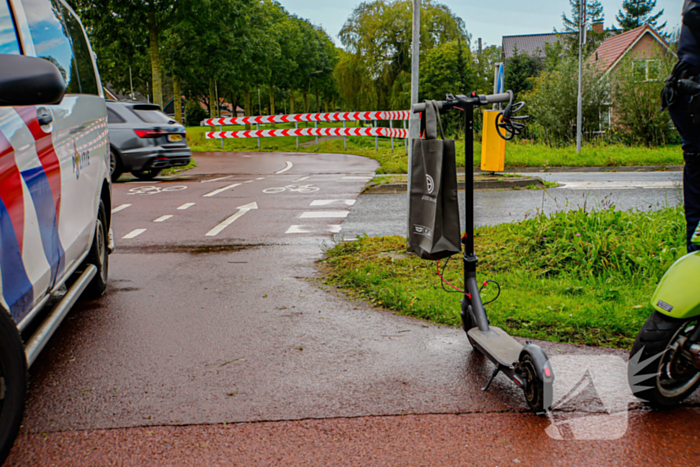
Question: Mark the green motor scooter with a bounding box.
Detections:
[629,226,700,407]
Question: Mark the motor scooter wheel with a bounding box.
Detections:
[629,312,700,408]
[520,353,548,414]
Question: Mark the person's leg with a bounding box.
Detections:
[669,94,700,252]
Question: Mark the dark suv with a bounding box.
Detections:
[107,101,191,181]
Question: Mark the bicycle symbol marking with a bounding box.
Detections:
[262,184,320,194]
[128,186,188,195]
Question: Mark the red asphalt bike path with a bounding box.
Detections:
[6,152,700,466]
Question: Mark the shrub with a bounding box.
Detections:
[184,99,209,127]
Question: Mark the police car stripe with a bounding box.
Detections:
[0,131,25,251]
[0,131,34,320]
[16,107,62,223]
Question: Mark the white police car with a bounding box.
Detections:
[0,0,111,461]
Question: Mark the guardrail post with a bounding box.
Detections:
[295,121,299,150]
[374,119,378,151]
[390,120,394,152]
[256,122,260,149]
[403,119,407,154]
[343,120,347,150]
[315,120,318,151]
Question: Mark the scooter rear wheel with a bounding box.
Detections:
[629,312,700,408]
[521,354,547,414]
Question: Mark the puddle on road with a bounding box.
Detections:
[114,243,262,255]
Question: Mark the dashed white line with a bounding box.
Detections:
[300,211,349,219]
[153,215,173,223]
[286,225,311,234]
[342,176,373,181]
[328,225,342,233]
[178,203,196,210]
[275,161,293,174]
[256,177,265,180]
[112,204,132,213]
[123,229,146,239]
[203,183,242,198]
[310,200,356,206]
[296,176,311,182]
[202,175,233,183]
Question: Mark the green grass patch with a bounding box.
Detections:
[185,124,683,174]
[321,205,687,349]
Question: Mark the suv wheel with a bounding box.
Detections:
[84,199,109,298]
[0,308,27,464]
[110,148,123,182]
[132,169,161,181]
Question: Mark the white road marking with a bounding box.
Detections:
[125,181,160,184]
[203,183,243,198]
[112,204,132,213]
[296,176,311,182]
[123,229,146,239]
[154,215,173,223]
[206,202,258,236]
[178,203,196,210]
[342,176,372,180]
[286,225,311,234]
[256,177,265,180]
[300,211,349,219]
[275,161,293,174]
[310,200,356,206]
[202,175,233,183]
[559,181,679,190]
[286,225,343,234]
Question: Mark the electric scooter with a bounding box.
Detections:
[412,91,554,414]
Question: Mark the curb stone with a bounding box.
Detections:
[364,177,545,194]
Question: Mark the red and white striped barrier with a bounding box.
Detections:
[207,127,408,140]
[203,110,410,127]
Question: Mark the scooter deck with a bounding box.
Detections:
[468,327,523,368]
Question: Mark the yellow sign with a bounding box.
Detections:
[481,110,506,172]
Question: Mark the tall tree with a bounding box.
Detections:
[562,0,605,33]
[616,0,666,32]
[505,49,542,100]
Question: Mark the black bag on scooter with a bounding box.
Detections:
[408,100,461,260]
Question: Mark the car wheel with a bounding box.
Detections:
[110,148,123,182]
[132,169,161,181]
[0,308,27,465]
[84,199,109,298]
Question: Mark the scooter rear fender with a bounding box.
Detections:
[651,252,700,319]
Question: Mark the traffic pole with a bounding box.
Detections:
[408,0,421,237]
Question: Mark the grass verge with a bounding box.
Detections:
[185,124,683,174]
[321,205,687,349]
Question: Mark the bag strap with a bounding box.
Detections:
[420,100,445,140]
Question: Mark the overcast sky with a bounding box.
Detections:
[276,0,682,48]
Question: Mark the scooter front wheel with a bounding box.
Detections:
[629,312,700,408]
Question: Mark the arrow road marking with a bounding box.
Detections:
[275,161,293,174]
[112,204,132,213]
[206,202,258,237]
[204,183,243,198]
[123,229,146,239]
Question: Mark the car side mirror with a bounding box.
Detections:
[0,54,66,106]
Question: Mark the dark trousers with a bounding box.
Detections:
[669,94,700,252]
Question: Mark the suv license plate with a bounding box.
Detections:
[168,134,183,142]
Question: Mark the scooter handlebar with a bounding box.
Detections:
[411,91,514,113]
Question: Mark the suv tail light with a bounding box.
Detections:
[134,129,167,138]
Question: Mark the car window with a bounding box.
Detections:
[0,0,20,55]
[21,0,79,93]
[59,4,98,95]
[107,107,126,124]
[131,107,174,124]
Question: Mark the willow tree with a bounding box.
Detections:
[338,0,469,111]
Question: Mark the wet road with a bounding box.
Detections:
[6,153,700,466]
